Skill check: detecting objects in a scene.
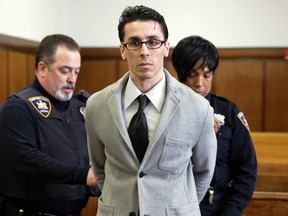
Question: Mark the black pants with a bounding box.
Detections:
[0,201,81,216]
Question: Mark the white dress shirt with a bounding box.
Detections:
[123,71,166,142]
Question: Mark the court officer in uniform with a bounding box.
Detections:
[172,35,257,216]
[0,34,100,216]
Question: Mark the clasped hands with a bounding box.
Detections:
[87,168,98,187]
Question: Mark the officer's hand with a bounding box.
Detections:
[214,117,221,133]
[87,168,97,187]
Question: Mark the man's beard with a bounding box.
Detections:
[55,89,73,101]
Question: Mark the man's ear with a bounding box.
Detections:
[164,41,170,58]
[120,44,126,60]
[37,61,47,77]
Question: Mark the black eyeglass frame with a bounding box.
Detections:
[121,39,167,51]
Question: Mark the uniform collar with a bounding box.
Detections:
[33,77,69,111]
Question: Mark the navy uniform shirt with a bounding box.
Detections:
[0,78,100,215]
[200,93,257,216]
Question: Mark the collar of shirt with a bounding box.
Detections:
[124,72,166,112]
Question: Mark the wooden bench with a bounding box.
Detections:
[81,196,98,216]
[251,132,288,192]
[243,191,288,216]
[81,132,288,216]
[242,132,288,216]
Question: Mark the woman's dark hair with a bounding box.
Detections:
[118,5,169,42]
[35,34,80,69]
[172,35,219,82]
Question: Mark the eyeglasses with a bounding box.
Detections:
[122,39,166,51]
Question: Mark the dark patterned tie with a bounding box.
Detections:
[128,95,149,162]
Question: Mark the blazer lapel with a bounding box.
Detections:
[108,73,136,152]
[148,71,181,151]
[107,71,182,164]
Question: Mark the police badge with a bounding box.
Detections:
[29,96,51,118]
[237,112,250,131]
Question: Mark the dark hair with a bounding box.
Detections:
[35,34,80,69]
[118,5,169,42]
[172,35,219,82]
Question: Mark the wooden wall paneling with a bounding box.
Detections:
[213,59,264,131]
[164,60,178,78]
[27,54,35,84]
[166,58,264,131]
[76,60,118,94]
[118,60,128,78]
[264,60,288,132]
[1,43,284,132]
[0,50,8,104]
[8,51,29,96]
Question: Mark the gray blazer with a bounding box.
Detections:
[86,70,217,216]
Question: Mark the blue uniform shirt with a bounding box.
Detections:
[200,93,257,216]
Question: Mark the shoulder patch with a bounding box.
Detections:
[29,96,51,118]
[79,106,86,118]
[237,112,250,131]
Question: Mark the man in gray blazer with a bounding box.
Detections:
[85,5,217,216]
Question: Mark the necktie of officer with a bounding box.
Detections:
[128,95,149,163]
